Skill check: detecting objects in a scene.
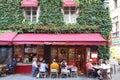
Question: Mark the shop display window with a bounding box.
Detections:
[58,48,67,62]
[0,47,10,64]
[14,45,24,62]
[76,48,85,73]
[23,44,37,63]
[68,48,75,62]
[51,48,57,61]
[37,45,44,62]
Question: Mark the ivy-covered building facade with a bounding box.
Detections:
[0,0,112,74]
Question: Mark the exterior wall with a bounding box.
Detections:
[109,0,120,59]
[109,0,120,37]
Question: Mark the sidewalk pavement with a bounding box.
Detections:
[0,65,120,80]
[0,74,99,80]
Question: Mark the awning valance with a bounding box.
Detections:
[63,0,75,7]
[0,32,17,45]
[21,0,38,7]
[12,33,106,45]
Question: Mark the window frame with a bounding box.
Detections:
[23,6,40,22]
[114,0,118,8]
[62,7,79,24]
[112,16,119,38]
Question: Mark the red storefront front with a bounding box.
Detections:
[0,32,106,74]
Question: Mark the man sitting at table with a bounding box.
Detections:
[86,59,97,77]
[97,60,108,79]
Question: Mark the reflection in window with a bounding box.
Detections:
[0,47,9,64]
[51,48,57,61]
[58,48,67,62]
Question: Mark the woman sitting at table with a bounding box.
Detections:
[61,59,67,69]
[86,59,97,77]
[97,60,107,79]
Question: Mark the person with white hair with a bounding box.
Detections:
[32,58,38,77]
[86,59,97,77]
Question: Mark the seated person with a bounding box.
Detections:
[6,58,17,70]
[60,59,67,69]
[50,59,59,72]
[97,60,107,79]
[38,60,48,78]
[60,60,70,77]
[86,59,97,77]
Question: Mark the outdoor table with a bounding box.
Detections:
[93,65,102,71]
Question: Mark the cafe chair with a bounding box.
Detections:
[36,68,47,78]
[86,70,94,78]
[102,70,107,79]
[60,68,70,78]
[70,66,78,77]
[50,69,58,78]
[106,68,112,79]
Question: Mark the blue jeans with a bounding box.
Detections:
[32,66,37,76]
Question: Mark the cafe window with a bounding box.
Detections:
[14,45,24,62]
[51,48,57,61]
[58,48,67,62]
[37,45,44,62]
[23,44,37,63]
[0,47,10,64]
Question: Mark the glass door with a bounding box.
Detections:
[76,48,86,74]
[68,48,75,65]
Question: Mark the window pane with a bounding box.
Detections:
[64,7,69,10]
[32,16,36,22]
[71,10,76,14]
[25,7,31,10]
[64,14,69,23]
[64,10,69,14]
[71,7,76,10]
[33,11,36,15]
[32,7,37,10]
[26,11,31,15]
[26,16,31,21]
[71,14,77,23]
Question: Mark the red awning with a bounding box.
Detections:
[63,0,75,7]
[21,0,38,7]
[0,32,17,45]
[13,33,106,45]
